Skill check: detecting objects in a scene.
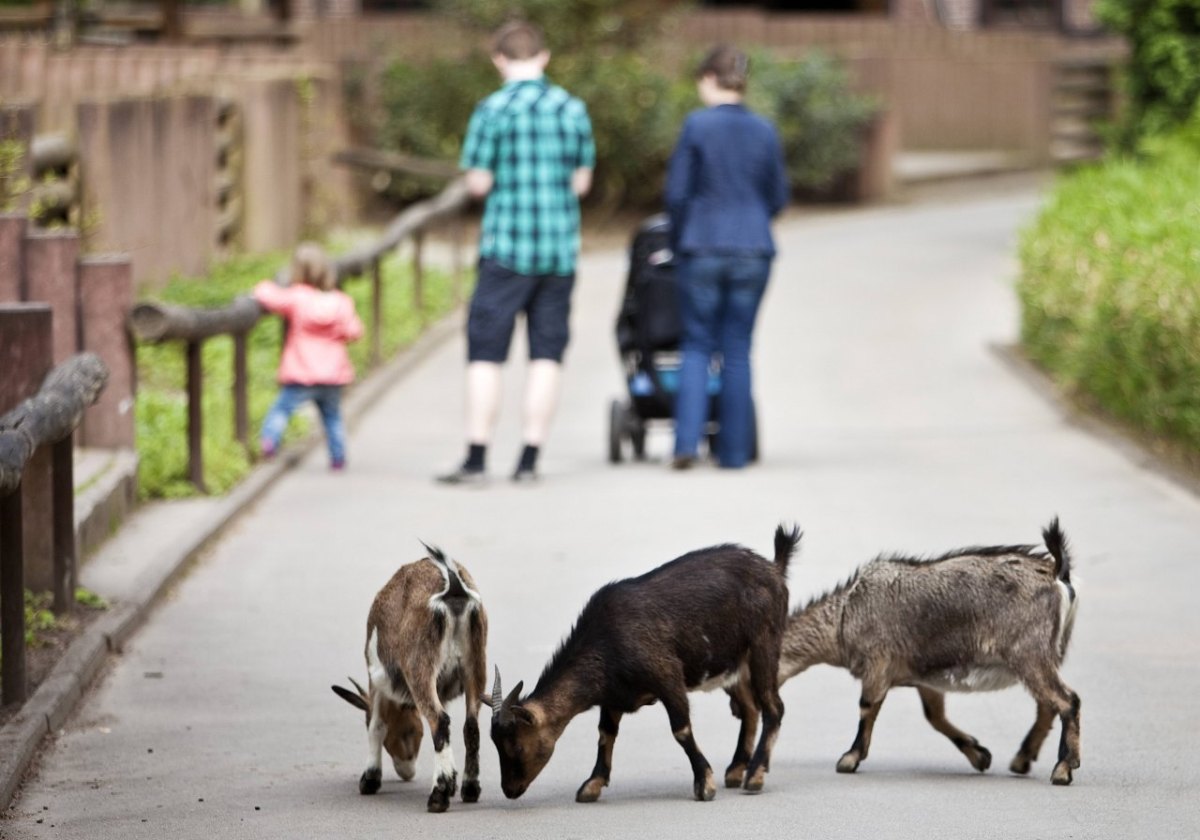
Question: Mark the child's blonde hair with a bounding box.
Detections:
[291,242,336,291]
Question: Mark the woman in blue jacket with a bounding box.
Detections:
[665,45,789,469]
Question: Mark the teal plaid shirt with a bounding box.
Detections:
[460,77,595,277]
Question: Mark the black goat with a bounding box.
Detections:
[490,524,799,802]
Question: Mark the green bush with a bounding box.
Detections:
[748,51,880,192]
[1096,0,1200,146]
[374,44,875,208]
[1017,115,1200,450]
[135,250,462,499]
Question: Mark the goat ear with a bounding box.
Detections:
[332,684,369,712]
[512,705,535,726]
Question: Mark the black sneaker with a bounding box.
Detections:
[436,466,487,485]
[670,455,698,471]
[511,467,539,484]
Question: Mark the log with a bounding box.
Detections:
[270,176,471,285]
[333,147,460,183]
[127,295,263,343]
[0,353,109,497]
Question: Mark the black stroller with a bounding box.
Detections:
[607,214,757,463]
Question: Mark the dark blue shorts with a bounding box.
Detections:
[467,258,576,363]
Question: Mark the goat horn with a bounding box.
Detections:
[348,676,367,700]
[491,666,504,715]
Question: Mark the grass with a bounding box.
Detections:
[135,247,465,499]
[0,588,108,665]
[1017,118,1200,454]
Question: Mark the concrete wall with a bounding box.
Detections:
[78,94,217,288]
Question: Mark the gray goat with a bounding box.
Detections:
[725,518,1081,786]
[332,546,488,812]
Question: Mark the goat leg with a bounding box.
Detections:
[663,693,715,801]
[1010,702,1055,775]
[577,707,623,803]
[838,679,888,773]
[723,682,759,789]
[360,692,386,794]
[743,647,785,792]
[916,686,992,772]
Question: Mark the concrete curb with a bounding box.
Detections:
[991,343,1200,501]
[0,310,464,813]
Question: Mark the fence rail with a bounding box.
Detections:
[0,348,108,706]
[128,170,471,493]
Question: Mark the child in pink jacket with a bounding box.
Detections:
[255,243,364,470]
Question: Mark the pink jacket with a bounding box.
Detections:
[254,281,364,386]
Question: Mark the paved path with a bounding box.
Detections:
[5,176,1198,838]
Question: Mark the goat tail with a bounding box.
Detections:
[773,523,803,579]
[1042,517,1072,584]
[420,541,472,607]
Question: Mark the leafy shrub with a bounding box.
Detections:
[435,0,679,53]
[373,42,875,208]
[749,51,880,193]
[1096,0,1200,146]
[1017,115,1200,450]
[135,249,462,499]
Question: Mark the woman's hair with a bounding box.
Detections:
[696,44,750,93]
[492,20,545,60]
[291,242,336,291]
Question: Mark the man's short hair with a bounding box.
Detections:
[696,44,750,93]
[492,20,545,60]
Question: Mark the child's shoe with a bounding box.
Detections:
[331,458,346,472]
[260,439,277,461]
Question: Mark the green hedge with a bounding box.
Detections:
[372,49,876,209]
[1017,117,1200,450]
[136,251,461,499]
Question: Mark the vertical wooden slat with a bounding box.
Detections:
[412,232,425,323]
[186,340,206,493]
[51,438,74,615]
[233,332,249,450]
[0,486,26,705]
[370,259,382,367]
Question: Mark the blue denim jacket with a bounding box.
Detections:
[665,104,789,258]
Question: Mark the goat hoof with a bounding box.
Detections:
[974,746,993,772]
[427,790,451,813]
[723,767,745,789]
[836,754,860,774]
[1051,762,1073,786]
[461,779,481,803]
[742,768,766,793]
[694,772,717,802]
[576,778,605,803]
[1009,755,1032,775]
[359,768,382,795]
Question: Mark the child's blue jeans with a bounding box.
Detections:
[260,384,346,464]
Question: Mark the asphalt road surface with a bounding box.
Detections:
[5,176,1197,839]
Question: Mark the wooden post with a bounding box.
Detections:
[370,259,382,367]
[51,438,74,614]
[451,213,466,304]
[412,232,426,323]
[0,486,26,705]
[186,341,206,493]
[0,305,54,597]
[78,255,135,449]
[233,333,249,451]
[0,214,28,303]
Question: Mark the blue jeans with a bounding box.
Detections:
[261,384,347,464]
[674,255,771,468]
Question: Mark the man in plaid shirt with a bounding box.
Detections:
[439,20,595,485]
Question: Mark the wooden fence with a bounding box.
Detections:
[125,170,470,492]
[0,328,108,706]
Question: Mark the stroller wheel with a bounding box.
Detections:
[631,416,647,460]
[608,399,625,464]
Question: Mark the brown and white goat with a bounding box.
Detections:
[332,546,488,812]
[490,525,799,803]
[727,518,1081,786]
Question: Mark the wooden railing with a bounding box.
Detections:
[0,337,108,706]
[126,170,471,492]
